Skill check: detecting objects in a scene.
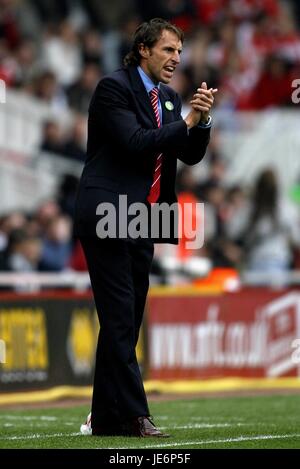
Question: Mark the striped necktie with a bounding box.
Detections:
[147,87,163,203]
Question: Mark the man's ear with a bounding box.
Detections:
[138,43,150,59]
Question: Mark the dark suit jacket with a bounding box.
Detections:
[74,65,211,242]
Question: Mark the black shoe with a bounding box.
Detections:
[127,416,170,437]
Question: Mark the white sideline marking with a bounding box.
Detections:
[0,432,81,441]
[0,422,249,431]
[1,422,77,428]
[0,423,239,439]
[190,416,245,422]
[161,423,249,430]
[116,433,300,449]
[0,423,246,441]
[0,423,271,442]
[1,430,299,447]
[0,415,57,421]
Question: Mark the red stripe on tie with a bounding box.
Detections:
[147,87,162,203]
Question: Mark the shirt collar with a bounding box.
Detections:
[137,66,161,94]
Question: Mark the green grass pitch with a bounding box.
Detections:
[0,394,300,449]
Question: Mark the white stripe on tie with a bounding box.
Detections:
[147,87,163,203]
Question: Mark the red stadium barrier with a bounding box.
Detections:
[0,287,300,396]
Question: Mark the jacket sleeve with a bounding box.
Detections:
[91,77,189,156]
[173,93,211,166]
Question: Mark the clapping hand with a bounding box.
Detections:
[190,82,218,124]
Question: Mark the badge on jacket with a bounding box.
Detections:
[165,101,174,111]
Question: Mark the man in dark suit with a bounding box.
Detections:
[74,18,216,437]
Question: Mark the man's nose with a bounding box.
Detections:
[172,51,180,64]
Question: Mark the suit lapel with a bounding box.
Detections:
[126,66,176,127]
[159,86,175,125]
[127,66,158,127]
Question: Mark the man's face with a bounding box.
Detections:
[139,29,182,84]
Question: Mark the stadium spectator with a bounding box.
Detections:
[40,120,66,156]
[81,0,136,30]
[35,201,61,232]
[290,0,300,28]
[223,185,249,242]
[0,228,42,272]
[0,0,21,50]
[0,37,17,85]
[235,169,300,274]
[29,0,72,24]
[34,70,68,112]
[240,55,295,109]
[39,214,72,271]
[153,0,196,32]
[67,63,101,114]
[62,115,86,162]
[0,212,27,253]
[13,38,39,88]
[41,21,82,87]
[81,29,104,68]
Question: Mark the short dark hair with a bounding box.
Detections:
[123,18,184,67]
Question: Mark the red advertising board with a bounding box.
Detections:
[1,288,300,392]
[147,288,300,380]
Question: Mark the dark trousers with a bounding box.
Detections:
[80,236,154,429]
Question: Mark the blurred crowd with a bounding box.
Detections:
[1,0,300,280]
[1,0,300,114]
